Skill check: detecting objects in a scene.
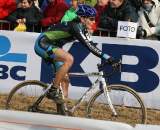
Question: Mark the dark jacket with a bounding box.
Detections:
[99,0,138,35]
[6,4,43,31]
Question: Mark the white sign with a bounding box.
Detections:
[117,21,138,38]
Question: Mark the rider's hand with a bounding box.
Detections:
[106,57,121,68]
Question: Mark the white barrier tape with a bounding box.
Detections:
[0,110,132,130]
[0,110,160,130]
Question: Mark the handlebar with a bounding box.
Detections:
[97,60,122,77]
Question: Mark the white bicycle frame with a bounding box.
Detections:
[65,71,117,116]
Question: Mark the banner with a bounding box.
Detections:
[0,30,160,109]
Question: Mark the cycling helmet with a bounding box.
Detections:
[76,4,96,17]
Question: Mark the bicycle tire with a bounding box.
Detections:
[6,80,66,115]
[86,84,147,125]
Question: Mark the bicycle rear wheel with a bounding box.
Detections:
[86,84,147,125]
[6,80,65,115]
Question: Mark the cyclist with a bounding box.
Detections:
[34,4,120,103]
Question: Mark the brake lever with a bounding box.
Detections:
[112,60,122,73]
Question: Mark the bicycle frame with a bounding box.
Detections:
[67,71,117,116]
[31,61,120,116]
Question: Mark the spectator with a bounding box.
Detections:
[6,0,43,32]
[94,0,109,27]
[17,0,41,9]
[99,0,138,37]
[61,0,85,23]
[0,0,16,19]
[137,0,160,40]
[40,0,69,27]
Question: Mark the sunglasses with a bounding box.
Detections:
[88,17,95,21]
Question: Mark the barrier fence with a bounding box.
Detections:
[0,20,111,36]
[1,20,159,39]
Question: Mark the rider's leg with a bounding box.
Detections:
[54,62,70,98]
[34,36,72,100]
[46,49,73,101]
[53,48,73,88]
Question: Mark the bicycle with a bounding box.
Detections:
[5,60,147,125]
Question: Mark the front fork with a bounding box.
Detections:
[100,73,117,116]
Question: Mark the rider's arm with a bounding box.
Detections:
[70,22,110,60]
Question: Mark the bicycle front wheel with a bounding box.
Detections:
[6,80,61,114]
[86,84,147,125]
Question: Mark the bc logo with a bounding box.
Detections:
[0,35,27,80]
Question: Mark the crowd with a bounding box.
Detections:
[0,0,160,40]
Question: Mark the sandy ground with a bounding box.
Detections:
[0,94,160,125]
